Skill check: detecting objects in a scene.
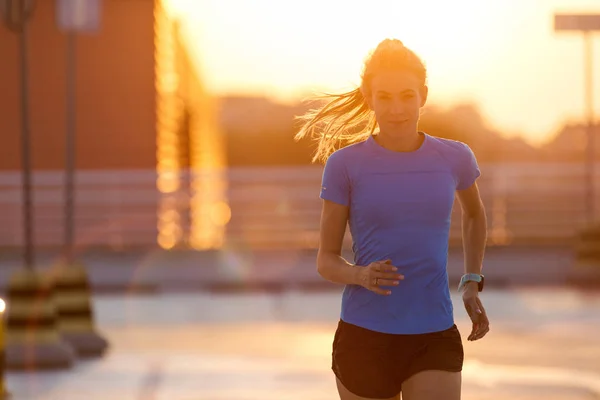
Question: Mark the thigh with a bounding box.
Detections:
[400,370,461,400]
[400,324,464,400]
[336,377,400,400]
[332,320,402,399]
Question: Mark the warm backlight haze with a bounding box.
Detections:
[164,0,600,146]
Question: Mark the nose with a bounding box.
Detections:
[390,98,404,115]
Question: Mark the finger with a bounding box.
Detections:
[367,276,391,294]
[376,260,396,272]
[475,315,490,337]
[470,311,489,340]
[371,286,392,296]
[471,324,484,340]
[473,326,490,340]
[476,325,490,340]
[376,272,404,281]
[378,267,399,275]
[468,323,478,341]
[375,278,401,287]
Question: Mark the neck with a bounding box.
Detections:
[374,130,424,152]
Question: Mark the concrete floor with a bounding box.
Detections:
[4,287,600,400]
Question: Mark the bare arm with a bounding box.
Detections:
[456,182,487,290]
[316,200,362,285]
[457,181,490,341]
[316,200,403,293]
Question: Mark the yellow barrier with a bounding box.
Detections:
[53,263,108,357]
[4,268,75,370]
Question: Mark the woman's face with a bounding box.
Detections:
[367,69,428,136]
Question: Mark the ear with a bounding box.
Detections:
[420,85,429,107]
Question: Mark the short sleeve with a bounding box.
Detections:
[456,143,481,190]
[320,151,351,206]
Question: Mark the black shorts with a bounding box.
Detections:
[331,319,464,399]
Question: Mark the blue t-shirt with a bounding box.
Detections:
[319,132,481,334]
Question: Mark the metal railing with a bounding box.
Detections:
[0,163,598,250]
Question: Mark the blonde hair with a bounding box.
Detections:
[295,38,427,164]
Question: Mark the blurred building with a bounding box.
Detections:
[0,0,228,250]
[542,123,600,162]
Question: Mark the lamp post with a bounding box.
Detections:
[0,0,36,269]
[554,13,600,224]
[56,0,101,262]
[55,0,108,358]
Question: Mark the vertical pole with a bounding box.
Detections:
[584,31,595,224]
[64,31,76,263]
[19,10,34,270]
[0,301,5,397]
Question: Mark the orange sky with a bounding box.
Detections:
[166,0,600,146]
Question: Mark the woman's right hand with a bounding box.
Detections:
[356,259,404,295]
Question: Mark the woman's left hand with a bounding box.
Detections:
[462,284,490,341]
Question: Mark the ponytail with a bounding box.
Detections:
[294,88,377,164]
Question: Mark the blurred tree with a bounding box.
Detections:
[221,96,543,166]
